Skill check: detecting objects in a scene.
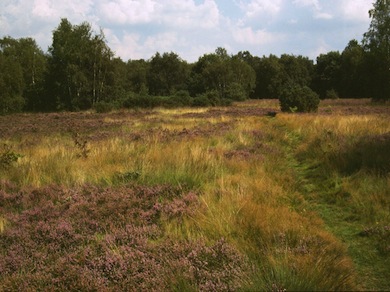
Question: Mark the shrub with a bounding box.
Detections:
[93,101,117,113]
[123,93,166,108]
[192,94,212,107]
[326,89,339,100]
[279,84,320,113]
[192,90,232,107]
[0,95,25,115]
[0,144,23,168]
[168,90,192,107]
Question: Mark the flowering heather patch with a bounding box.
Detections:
[0,183,251,290]
[1,99,389,290]
[0,110,152,140]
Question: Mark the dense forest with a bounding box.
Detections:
[0,0,389,114]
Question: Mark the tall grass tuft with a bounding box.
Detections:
[1,100,388,290]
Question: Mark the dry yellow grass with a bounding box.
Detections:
[1,100,388,290]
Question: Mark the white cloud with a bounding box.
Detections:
[311,39,332,60]
[98,0,156,24]
[159,0,220,29]
[98,0,220,29]
[144,32,179,54]
[233,26,284,45]
[293,0,333,20]
[32,0,93,22]
[238,0,283,18]
[32,0,58,20]
[1,0,373,61]
[340,0,372,23]
[315,12,333,20]
[293,0,320,9]
[104,30,144,60]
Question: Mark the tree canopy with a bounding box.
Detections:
[47,18,114,110]
[0,1,389,114]
[363,0,390,101]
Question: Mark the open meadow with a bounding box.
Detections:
[0,99,389,291]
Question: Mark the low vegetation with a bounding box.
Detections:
[0,99,389,290]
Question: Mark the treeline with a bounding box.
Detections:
[0,1,389,114]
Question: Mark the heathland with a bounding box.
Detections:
[0,99,389,291]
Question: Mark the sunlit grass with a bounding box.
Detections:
[1,100,389,290]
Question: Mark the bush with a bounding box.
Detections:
[0,144,23,168]
[166,90,193,107]
[279,84,320,113]
[192,90,232,107]
[93,101,117,113]
[123,93,166,108]
[0,95,25,115]
[192,95,212,107]
[326,89,339,100]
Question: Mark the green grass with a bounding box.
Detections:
[0,100,389,290]
[274,113,390,290]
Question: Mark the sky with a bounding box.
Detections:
[1,0,373,62]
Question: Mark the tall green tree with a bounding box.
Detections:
[147,52,189,96]
[126,59,149,94]
[47,18,113,110]
[230,54,256,100]
[313,51,342,99]
[362,0,390,101]
[340,40,366,98]
[250,55,282,99]
[190,48,255,100]
[0,37,47,111]
[265,54,314,98]
[0,51,24,114]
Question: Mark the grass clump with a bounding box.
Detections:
[1,100,389,290]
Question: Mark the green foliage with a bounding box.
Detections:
[125,90,190,109]
[270,54,314,98]
[362,0,390,101]
[1,2,390,114]
[93,100,122,113]
[339,40,366,98]
[0,52,25,114]
[224,82,247,101]
[192,95,212,107]
[47,18,114,110]
[279,84,320,113]
[190,48,255,100]
[249,54,281,98]
[313,51,342,99]
[326,89,339,99]
[72,133,90,159]
[123,92,166,108]
[192,90,232,107]
[113,170,141,184]
[0,37,47,112]
[167,90,192,107]
[0,144,23,168]
[148,52,190,96]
